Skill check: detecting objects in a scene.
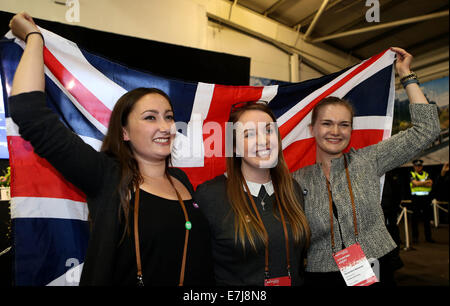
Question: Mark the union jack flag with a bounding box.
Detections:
[0,27,396,285]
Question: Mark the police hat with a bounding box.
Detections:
[412,159,424,166]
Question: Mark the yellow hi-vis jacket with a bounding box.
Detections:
[410,171,432,196]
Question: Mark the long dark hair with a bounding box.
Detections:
[101,87,173,241]
[225,103,310,251]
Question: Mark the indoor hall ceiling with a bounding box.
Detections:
[230,0,449,79]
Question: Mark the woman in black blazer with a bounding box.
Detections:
[195,101,310,286]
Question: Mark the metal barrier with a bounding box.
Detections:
[397,199,449,249]
[432,199,448,228]
[0,246,11,257]
[397,200,413,250]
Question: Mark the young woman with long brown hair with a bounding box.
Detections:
[195,101,310,286]
[8,12,214,286]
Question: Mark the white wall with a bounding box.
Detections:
[299,61,323,81]
[206,21,291,82]
[0,0,322,83]
[0,0,208,49]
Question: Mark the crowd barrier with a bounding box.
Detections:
[396,199,448,250]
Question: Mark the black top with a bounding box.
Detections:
[9,91,214,285]
[113,190,214,286]
[195,175,307,286]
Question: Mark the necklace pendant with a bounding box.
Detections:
[261,200,266,211]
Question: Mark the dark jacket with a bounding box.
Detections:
[9,91,197,285]
[195,174,307,286]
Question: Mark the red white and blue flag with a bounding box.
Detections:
[0,27,396,286]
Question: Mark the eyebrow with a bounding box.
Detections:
[141,109,173,115]
[242,123,275,133]
[320,119,352,123]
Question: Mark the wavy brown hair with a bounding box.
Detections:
[100,87,173,242]
[225,103,310,251]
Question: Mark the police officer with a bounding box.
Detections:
[410,159,434,243]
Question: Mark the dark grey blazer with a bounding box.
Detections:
[293,103,440,272]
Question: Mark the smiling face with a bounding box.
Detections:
[235,109,279,172]
[122,93,175,164]
[310,103,352,160]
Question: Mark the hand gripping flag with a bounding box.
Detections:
[0,27,396,285]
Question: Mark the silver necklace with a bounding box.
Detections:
[259,190,268,211]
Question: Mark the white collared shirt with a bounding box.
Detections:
[245,180,274,197]
[223,172,274,197]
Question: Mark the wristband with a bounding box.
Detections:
[400,71,417,83]
[400,71,420,89]
[25,31,44,44]
[401,78,419,89]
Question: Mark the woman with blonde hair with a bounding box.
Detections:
[294,47,440,286]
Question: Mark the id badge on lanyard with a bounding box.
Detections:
[243,181,292,287]
[333,243,378,286]
[327,155,378,286]
[264,275,292,286]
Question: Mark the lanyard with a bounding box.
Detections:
[242,180,291,279]
[325,155,358,253]
[134,182,190,286]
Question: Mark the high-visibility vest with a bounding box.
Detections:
[410,171,432,196]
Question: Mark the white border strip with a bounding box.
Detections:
[261,85,278,103]
[6,118,102,151]
[277,50,396,126]
[191,82,215,120]
[43,65,108,135]
[39,27,127,111]
[47,262,84,286]
[11,197,88,221]
[280,51,396,148]
[281,115,389,149]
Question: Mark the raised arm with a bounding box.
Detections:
[10,12,44,95]
[360,47,440,176]
[8,13,111,197]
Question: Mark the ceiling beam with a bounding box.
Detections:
[292,0,346,28]
[343,5,449,52]
[200,0,360,73]
[263,0,285,16]
[207,14,344,75]
[348,23,413,52]
[406,33,449,55]
[303,0,330,41]
[228,0,238,19]
[310,10,449,43]
[410,46,449,71]
[325,0,400,37]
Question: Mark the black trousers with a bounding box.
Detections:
[410,195,432,241]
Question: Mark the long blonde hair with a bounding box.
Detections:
[225,103,310,251]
